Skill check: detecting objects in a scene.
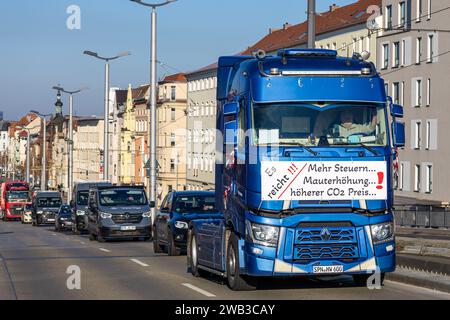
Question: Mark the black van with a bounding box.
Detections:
[71,182,112,234]
[87,186,151,242]
[32,191,63,226]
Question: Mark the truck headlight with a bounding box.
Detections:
[76,210,86,216]
[246,221,279,247]
[174,221,188,229]
[142,211,151,218]
[100,212,112,219]
[371,221,394,244]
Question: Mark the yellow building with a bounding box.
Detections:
[119,84,136,184]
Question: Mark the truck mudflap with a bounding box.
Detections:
[241,225,395,277]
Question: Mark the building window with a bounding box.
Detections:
[415,79,423,107]
[170,159,175,173]
[171,108,176,121]
[401,39,406,66]
[427,0,432,20]
[425,164,433,193]
[427,34,434,63]
[393,82,400,104]
[384,82,389,96]
[413,121,421,149]
[425,120,431,150]
[171,86,176,100]
[417,0,423,21]
[426,78,431,106]
[414,164,421,192]
[382,44,389,69]
[401,81,405,104]
[399,2,406,28]
[393,42,400,67]
[170,133,176,147]
[386,5,393,30]
[416,37,422,64]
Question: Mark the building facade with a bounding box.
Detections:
[156,73,188,201]
[186,66,217,191]
[377,0,449,205]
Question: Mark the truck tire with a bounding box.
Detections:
[167,229,180,256]
[353,273,385,287]
[152,227,164,253]
[72,223,81,235]
[187,229,206,278]
[89,230,97,241]
[226,232,258,291]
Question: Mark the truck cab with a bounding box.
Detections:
[0,181,31,221]
[188,49,405,290]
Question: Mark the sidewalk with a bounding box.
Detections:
[386,226,450,293]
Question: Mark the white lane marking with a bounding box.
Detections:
[79,241,86,245]
[130,259,149,267]
[181,283,216,297]
[52,233,57,236]
[385,280,450,297]
[99,248,111,253]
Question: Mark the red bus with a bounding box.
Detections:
[0,181,31,221]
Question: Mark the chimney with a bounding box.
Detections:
[329,4,339,12]
[283,22,291,30]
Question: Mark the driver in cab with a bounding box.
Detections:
[331,109,377,138]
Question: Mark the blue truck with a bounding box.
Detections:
[187,49,405,291]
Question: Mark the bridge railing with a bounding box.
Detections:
[394,205,450,229]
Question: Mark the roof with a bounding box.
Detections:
[133,85,150,103]
[160,73,187,83]
[188,0,380,75]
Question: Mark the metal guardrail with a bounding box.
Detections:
[394,206,450,229]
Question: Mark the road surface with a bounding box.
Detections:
[0,221,449,300]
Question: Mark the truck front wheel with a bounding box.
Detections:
[226,233,257,291]
[187,230,206,277]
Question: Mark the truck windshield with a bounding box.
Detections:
[173,195,216,214]
[252,103,387,147]
[7,191,29,202]
[99,189,148,206]
[37,197,62,207]
[77,191,89,205]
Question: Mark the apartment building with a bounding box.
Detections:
[186,65,217,191]
[377,0,449,205]
[156,73,188,201]
[133,85,150,186]
[72,117,104,183]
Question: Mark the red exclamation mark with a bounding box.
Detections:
[376,172,384,190]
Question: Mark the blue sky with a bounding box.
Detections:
[0,0,356,120]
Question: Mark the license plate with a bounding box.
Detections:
[47,218,55,222]
[313,265,344,274]
[120,226,136,231]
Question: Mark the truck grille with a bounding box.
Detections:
[294,244,359,260]
[294,226,359,261]
[111,213,143,224]
[9,206,24,215]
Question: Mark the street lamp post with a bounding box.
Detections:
[83,50,130,182]
[52,86,87,203]
[130,0,177,221]
[30,111,51,191]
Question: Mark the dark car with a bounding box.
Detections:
[71,182,112,234]
[87,186,152,242]
[32,191,63,226]
[153,191,221,256]
[55,204,73,231]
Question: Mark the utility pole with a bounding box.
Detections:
[307,0,316,48]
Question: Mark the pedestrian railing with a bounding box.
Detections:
[394,205,450,229]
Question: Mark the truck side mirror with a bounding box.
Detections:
[392,121,405,147]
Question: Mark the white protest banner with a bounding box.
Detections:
[261,161,387,201]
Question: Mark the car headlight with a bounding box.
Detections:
[371,221,394,244]
[174,221,188,229]
[142,211,151,218]
[60,217,67,221]
[76,210,86,216]
[100,212,112,219]
[246,221,279,247]
[37,210,43,214]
